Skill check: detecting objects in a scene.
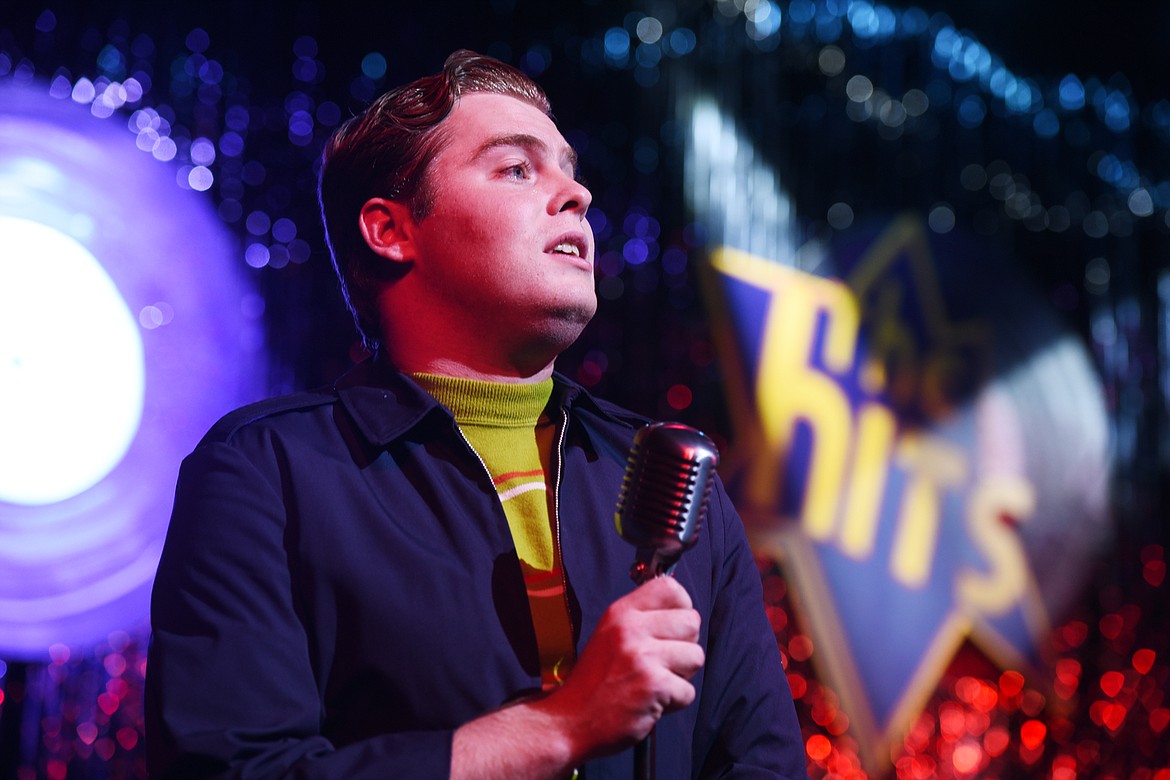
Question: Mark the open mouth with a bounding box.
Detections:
[546,234,590,267]
[550,242,581,258]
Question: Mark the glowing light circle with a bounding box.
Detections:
[0,216,145,505]
[0,82,266,659]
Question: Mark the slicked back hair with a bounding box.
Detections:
[318,50,553,350]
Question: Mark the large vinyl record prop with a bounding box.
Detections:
[0,83,264,658]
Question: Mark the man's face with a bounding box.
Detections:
[403,92,597,372]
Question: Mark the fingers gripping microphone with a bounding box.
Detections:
[615,422,720,585]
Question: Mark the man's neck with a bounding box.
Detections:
[391,354,556,384]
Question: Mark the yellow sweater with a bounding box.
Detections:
[411,373,574,688]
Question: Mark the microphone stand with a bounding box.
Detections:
[629,555,668,780]
[634,727,655,780]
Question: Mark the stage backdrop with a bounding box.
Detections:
[1,1,1169,778]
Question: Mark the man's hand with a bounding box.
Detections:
[551,574,704,751]
[451,575,704,778]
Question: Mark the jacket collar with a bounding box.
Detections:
[332,355,635,448]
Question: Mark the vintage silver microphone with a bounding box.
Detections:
[614,421,720,780]
[615,421,720,584]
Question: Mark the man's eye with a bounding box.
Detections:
[502,163,530,179]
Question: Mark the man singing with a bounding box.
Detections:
[146,49,807,779]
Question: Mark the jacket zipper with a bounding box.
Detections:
[552,405,574,667]
[451,424,499,514]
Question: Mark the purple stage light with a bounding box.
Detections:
[0,81,266,659]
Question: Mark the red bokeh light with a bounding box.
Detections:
[788,672,808,700]
[1057,620,1089,649]
[1141,545,1165,588]
[1144,560,1167,587]
[952,739,984,774]
[666,383,693,410]
[1100,670,1126,697]
[1051,754,1077,780]
[1133,648,1156,674]
[1020,719,1047,750]
[576,360,603,387]
[789,634,814,662]
[983,725,1010,757]
[1100,613,1125,641]
[807,734,832,762]
[999,670,1025,698]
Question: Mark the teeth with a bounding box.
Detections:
[553,242,580,257]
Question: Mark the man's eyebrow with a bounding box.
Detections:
[473,133,579,172]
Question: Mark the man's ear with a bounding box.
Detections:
[358,197,416,264]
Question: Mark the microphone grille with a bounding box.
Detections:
[615,422,720,556]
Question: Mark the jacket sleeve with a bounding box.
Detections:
[145,440,453,780]
[691,478,809,779]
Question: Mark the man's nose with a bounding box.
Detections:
[554,174,592,217]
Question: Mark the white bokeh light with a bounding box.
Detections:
[0,215,145,505]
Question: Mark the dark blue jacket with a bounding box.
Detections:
[146,359,807,778]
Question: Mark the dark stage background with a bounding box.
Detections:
[2,1,1169,777]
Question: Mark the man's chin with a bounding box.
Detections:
[522,303,596,360]
[553,298,597,333]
